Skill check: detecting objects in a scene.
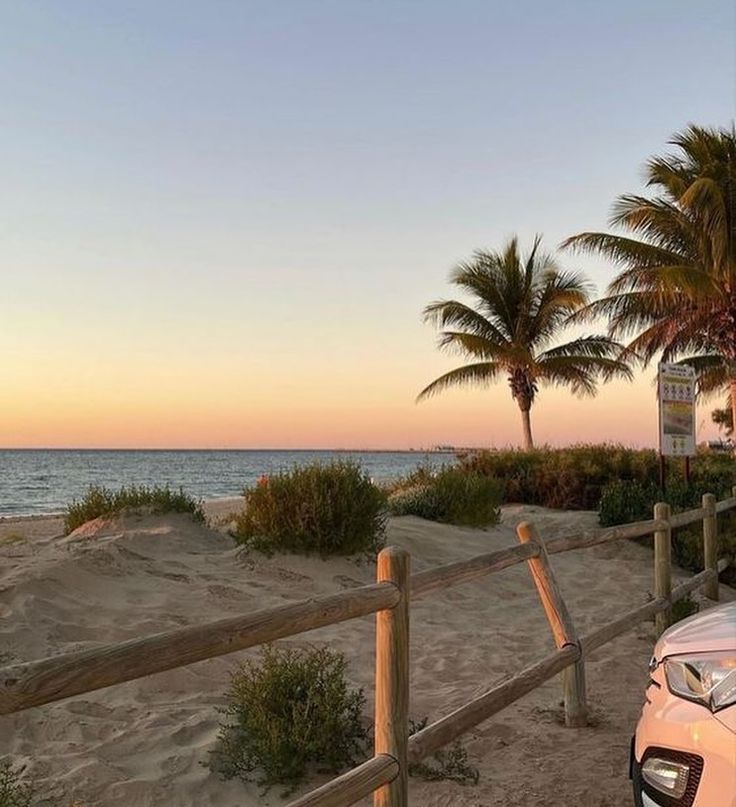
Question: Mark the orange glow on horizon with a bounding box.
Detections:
[2,368,723,450]
[2,309,724,449]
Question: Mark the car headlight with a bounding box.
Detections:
[665,652,736,711]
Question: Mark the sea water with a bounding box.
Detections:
[0,449,450,516]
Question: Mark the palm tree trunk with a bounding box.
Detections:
[519,405,534,450]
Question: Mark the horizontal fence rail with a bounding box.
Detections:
[408,644,579,763]
[0,582,400,715]
[287,754,399,807]
[668,507,707,529]
[545,517,669,554]
[411,542,539,599]
[407,563,729,768]
[582,564,726,657]
[716,495,736,514]
[2,488,735,807]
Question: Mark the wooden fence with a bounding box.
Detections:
[1,489,735,806]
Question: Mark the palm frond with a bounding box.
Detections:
[561,232,684,268]
[416,362,501,402]
[536,335,626,361]
[436,331,512,360]
[422,300,511,345]
[676,354,734,399]
[536,353,633,392]
[563,124,736,380]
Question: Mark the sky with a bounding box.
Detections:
[2,0,735,449]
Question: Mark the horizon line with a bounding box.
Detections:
[0,441,676,452]
[0,446,470,453]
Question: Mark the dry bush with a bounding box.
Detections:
[232,461,386,557]
[208,645,368,795]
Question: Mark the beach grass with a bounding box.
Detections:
[0,533,25,546]
[408,718,479,785]
[388,464,502,527]
[64,485,205,534]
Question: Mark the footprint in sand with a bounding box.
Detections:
[332,574,364,588]
[146,570,191,583]
[266,566,312,583]
[206,584,250,601]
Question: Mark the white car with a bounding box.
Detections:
[631,602,736,806]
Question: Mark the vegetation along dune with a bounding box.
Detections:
[2,496,733,807]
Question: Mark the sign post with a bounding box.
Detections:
[658,363,696,488]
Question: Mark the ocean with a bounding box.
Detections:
[0,449,451,517]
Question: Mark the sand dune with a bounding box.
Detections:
[1,502,732,806]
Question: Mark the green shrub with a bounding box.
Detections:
[457,444,660,510]
[388,465,502,527]
[385,461,437,495]
[0,760,33,807]
[457,445,736,511]
[0,760,78,807]
[673,515,736,585]
[208,646,368,795]
[386,485,440,520]
[408,719,479,784]
[598,480,661,527]
[64,485,205,534]
[599,477,736,585]
[689,452,736,497]
[671,594,699,622]
[671,527,706,575]
[718,514,736,586]
[232,461,386,557]
[599,473,736,529]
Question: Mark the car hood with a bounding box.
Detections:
[654,602,736,660]
[715,704,736,735]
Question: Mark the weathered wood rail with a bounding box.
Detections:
[1,488,735,807]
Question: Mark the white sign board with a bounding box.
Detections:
[658,363,696,457]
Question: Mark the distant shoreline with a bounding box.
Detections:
[0,447,467,453]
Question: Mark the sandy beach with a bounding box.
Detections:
[1,501,733,806]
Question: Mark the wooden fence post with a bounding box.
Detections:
[516,521,587,728]
[702,493,718,601]
[374,547,410,807]
[654,502,672,634]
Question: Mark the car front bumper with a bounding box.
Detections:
[631,671,736,807]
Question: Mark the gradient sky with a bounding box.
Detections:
[2,1,735,449]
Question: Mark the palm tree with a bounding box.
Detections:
[563,125,736,434]
[417,236,631,449]
[711,399,733,438]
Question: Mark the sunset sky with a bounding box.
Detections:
[2,1,734,449]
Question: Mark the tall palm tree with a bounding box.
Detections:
[563,125,736,433]
[417,236,631,449]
